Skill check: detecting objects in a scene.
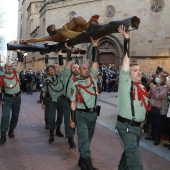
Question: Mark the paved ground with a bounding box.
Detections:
[0,91,170,170]
[98,92,170,161]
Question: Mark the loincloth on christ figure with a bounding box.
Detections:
[60,24,82,39]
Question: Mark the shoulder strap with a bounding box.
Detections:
[46,79,50,93]
[130,81,135,120]
[48,77,63,92]
[65,74,72,96]
[56,74,64,90]
[75,79,97,109]
[75,85,89,109]
[92,80,98,107]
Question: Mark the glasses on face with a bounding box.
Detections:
[5,66,13,68]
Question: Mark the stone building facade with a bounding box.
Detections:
[18,0,170,73]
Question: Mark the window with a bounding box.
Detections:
[151,0,164,13]
[106,6,116,18]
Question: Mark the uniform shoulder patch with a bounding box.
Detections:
[71,88,74,95]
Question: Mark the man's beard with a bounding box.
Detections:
[72,71,79,76]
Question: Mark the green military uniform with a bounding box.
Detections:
[70,68,99,158]
[44,95,51,129]
[41,72,50,129]
[116,67,149,170]
[0,71,21,133]
[42,71,64,131]
[63,67,77,138]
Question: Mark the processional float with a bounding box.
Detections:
[7,16,140,54]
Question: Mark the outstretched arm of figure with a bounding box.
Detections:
[91,37,99,71]
[9,40,18,44]
[118,25,130,71]
[20,36,53,44]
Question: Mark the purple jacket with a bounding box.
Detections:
[149,85,168,110]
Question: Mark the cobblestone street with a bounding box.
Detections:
[0,92,170,170]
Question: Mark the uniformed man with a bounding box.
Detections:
[41,69,50,130]
[69,37,99,170]
[53,63,64,137]
[62,46,79,149]
[41,56,49,130]
[41,62,64,143]
[41,55,64,138]
[0,50,23,144]
[116,25,151,170]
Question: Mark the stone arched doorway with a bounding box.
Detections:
[86,35,122,70]
[98,36,122,70]
[99,53,115,67]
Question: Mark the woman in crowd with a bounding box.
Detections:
[163,80,170,149]
[145,75,168,145]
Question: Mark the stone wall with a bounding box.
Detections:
[19,0,170,71]
[137,58,170,74]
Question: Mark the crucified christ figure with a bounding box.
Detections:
[20,14,100,44]
[8,14,140,54]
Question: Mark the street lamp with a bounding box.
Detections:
[24,52,28,69]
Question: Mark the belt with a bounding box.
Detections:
[4,91,21,98]
[62,95,71,102]
[117,115,141,127]
[58,95,64,100]
[77,108,96,113]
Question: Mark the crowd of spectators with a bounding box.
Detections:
[140,67,170,150]
[19,69,43,94]
[18,65,170,150]
[98,64,170,150]
[129,65,170,150]
[98,64,119,93]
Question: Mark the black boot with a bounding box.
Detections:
[48,130,54,143]
[0,132,6,144]
[8,128,15,138]
[55,126,64,137]
[82,157,98,170]
[78,157,86,170]
[68,137,76,149]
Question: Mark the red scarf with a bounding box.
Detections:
[133,82,151,111]
[75,76,98,103]
[72,75,77,82]
[1,70,19,89]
